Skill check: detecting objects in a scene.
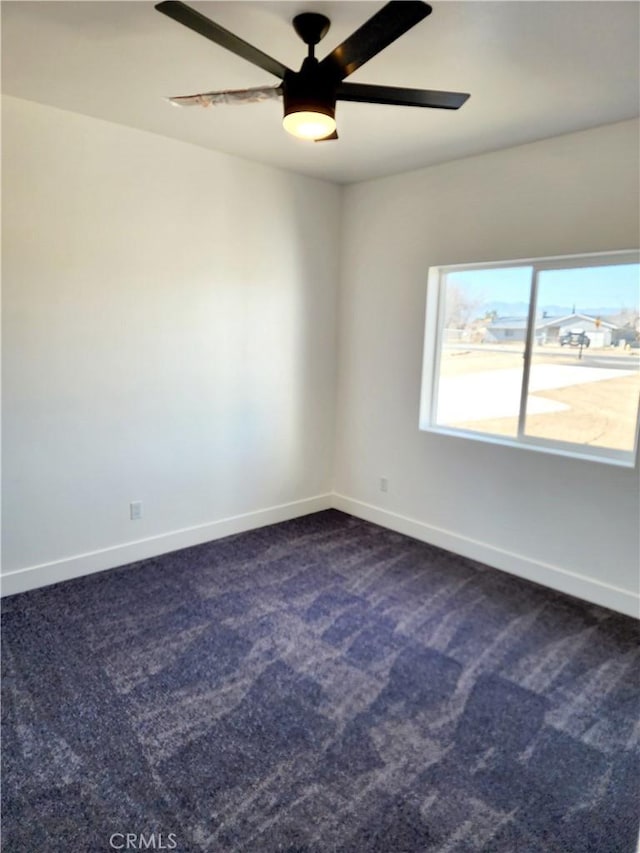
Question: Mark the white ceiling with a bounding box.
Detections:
[2,1,639,184]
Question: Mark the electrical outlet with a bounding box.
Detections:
[380,477,388,493]
[130,501,143,520]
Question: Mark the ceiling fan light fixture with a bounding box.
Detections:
[283,108,336,140]
[282,66,336,140]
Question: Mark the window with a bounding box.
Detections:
[420,250,640,466]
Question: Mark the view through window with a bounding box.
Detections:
[422,252,640,464]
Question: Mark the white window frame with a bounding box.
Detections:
[419,249,640,468]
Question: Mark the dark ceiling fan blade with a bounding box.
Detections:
[337,82,469,110]
[314,130,339,142]
[155,1,291,80]
[319,1,432,84]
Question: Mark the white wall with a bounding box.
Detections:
[2,96,340,588]
[3,99,638,617]
[334,119,640,617]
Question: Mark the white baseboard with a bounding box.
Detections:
[332,494,640,619]
[3,491,638,619]
[0,494,333,597]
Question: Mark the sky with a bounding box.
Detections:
[447,261,640,312]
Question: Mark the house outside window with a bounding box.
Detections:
[420,250,640,466]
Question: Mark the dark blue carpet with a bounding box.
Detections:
[2,510,639,851]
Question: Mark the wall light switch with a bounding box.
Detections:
[130,501,143,520]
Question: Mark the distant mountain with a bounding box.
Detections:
[540,305,630,318]
[483,302,629,319]
[483,301,530,317]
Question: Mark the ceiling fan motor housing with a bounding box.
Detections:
[282,58,337,124]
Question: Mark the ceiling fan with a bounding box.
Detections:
[155,0,470,141]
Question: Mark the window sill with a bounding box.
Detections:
[420,423,638,469]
